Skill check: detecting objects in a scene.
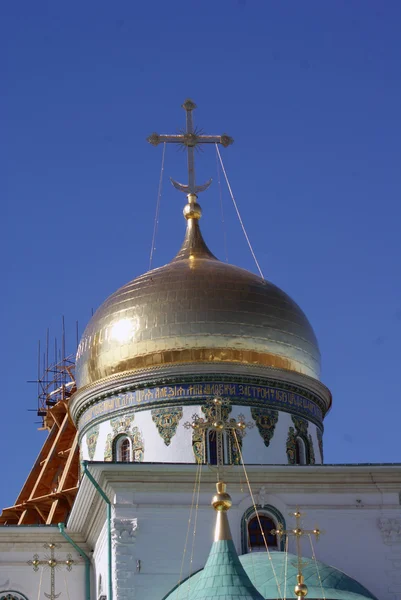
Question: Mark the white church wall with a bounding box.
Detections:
[0,534,86,600]
[92,520,108,600]
[96,479,400,600]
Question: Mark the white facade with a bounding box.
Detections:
[29,462,399,600]
[0,529,87,600]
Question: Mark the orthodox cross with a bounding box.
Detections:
[28,542,74,600]
[184,397,253,475]
[272,509,322,598]
[147,99,233,196]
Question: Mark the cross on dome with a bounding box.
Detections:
[147,99,233,196]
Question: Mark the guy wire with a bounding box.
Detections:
[308,533,326,600]
[64,569,71,600]
[187,460,202,599]
[284,535,289,600]
[149,142,166,270]
[216,146,229,262]
[233,429,283,600]
[177,458,202,599]
[37,566,44,600]
[215,144,264,279]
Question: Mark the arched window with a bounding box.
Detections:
[113,436,132,462]
[247,514,278,551]
[241,505,286,553]
[207,430,218,465]
[295,437,306,465]
[120,438,131,462]
[207,430,229,465]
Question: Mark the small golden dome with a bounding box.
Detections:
[76,204,320,389]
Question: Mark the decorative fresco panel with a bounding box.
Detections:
[86,424,99,460]
[286,426,297,465]
[291,415,308,436]
[287,415,315,464]
[110,413,135,434]
[317,428,324,463]
[131,426,144,462]
[308,433,316,465]
[251,408,279,447]
[151,406,183,446]
[104,413,144,461]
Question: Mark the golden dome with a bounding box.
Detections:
[76,198,320,389]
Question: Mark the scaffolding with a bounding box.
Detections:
[0,321,80,525]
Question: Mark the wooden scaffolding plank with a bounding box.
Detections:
[46,432,79,524]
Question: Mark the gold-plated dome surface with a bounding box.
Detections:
[76,216,320,389]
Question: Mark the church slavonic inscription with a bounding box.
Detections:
[79,382,323,430]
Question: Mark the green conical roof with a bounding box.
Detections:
[167,480,264,600]
[188,538,264,600]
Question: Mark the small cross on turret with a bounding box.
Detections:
[272,509,322,598]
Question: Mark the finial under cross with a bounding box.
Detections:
[147,99,233,196]
[272,509,322,598]
[28,542,74,600]
[184,398,253,477]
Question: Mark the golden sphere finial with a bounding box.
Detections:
[213,420,224,431]
[183,193,202,220]
[295,574,308,598]
[212,481,232,512]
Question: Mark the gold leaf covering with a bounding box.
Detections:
[76,216,320,389]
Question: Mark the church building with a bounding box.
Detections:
[0,100,400,600]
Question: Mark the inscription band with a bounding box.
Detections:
[78,382,322,429]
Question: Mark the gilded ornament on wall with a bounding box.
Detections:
[291,416,308,436]
[317,428,324,462]
[286,426,297,465]
[286,416,315,464]
[251,408,278,447]
[86,424,99,460]
[131,427,144,462]
[227,430,242,465]
[308,433,315,465]
[202,401,231,422]
[192,428,205,463]
[110,413,135,434]
[151,406,183,446]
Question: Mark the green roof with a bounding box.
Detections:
[168,539,264,600]
[164,551,377,600]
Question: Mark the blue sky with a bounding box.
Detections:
[2,1,401,510]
